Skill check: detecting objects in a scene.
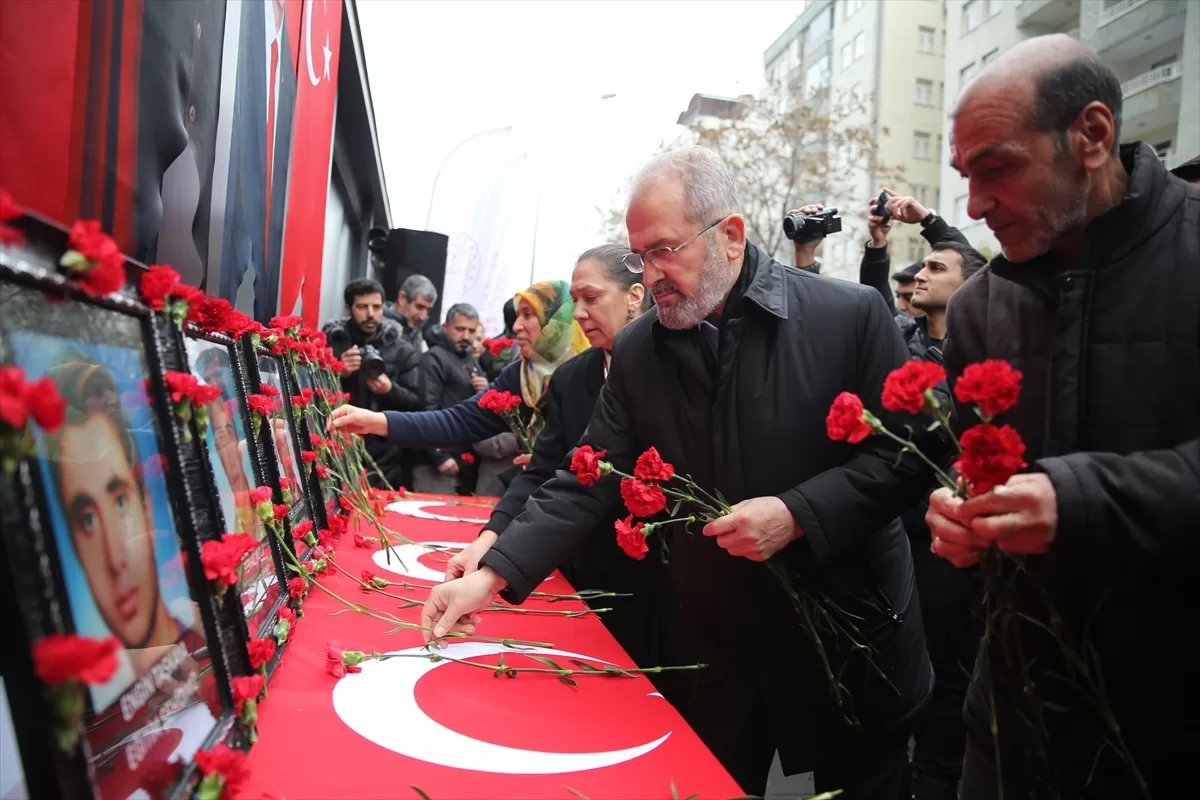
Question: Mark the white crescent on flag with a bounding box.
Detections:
[305,0,334,87]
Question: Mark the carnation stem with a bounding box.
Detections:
[379,651,707,678]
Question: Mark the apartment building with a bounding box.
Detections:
[763,0,949,280]
[940,0,1200,256]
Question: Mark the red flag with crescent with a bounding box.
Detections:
[277,0,343,325]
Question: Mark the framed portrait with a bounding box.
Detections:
[0,248,236,798]
[181,330,288,643]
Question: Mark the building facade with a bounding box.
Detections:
[939,0,1200,256]
[763,0,949,280]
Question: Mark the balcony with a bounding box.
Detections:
[1121,63,1182,135]
[1016,0,1080,30]
[1093,0,1187,58]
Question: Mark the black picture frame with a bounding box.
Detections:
[0,225,239,799]
[178,326,292,658]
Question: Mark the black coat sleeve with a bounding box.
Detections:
[776,289,945,566]
[859,244,895,316]
[919,216,970,248]
[1037,441,1200,562]
[478,354,635,603]
[419,351,451,465]
[484,370,570,536]
[375,340,424,412]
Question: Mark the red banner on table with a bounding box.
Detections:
[239,496,741,799]
[276,0,342,325]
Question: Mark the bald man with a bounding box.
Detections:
[928,34,1200,798]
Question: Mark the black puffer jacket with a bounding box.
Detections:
[481,242,941,771]
[420,333,485,466]
[322,316,424,413]
[945,143,1200,799]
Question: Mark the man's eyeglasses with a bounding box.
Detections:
[623,217,726,274]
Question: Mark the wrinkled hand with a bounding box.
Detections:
[470,374,489,392]
[702,496,802,561]
[883,187,931,225]
[867,191,894,246]
[341,346,362,376]
[437,458,460,476]
[513,453,531,467]
[327,404,388,437]
[366,373,392,394]
[928,474,1058,567]
[445,530,499,581]
[787,203,824,267]
[421,568,506,643]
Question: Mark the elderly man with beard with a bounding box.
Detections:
[927,34,1200,798]
[422,146,943,798]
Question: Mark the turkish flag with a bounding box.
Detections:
[276,0,342,324]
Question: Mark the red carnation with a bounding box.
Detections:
[32,634,120,686]
[570,445,608,486]
[26,376,67,432]
[0,366,28,428]
[460,451,476,464]
[354,533,377,548]
[231,673,264,713]
[279,477,292,491]
[484,337,516,356]
[259,383,280,398]
[173,283,206,313]
[224,532,257,561]
[291,393,309,409]
[270,314,303,331]
[633,447,675,483]
[291,519,313,541]
[164,371,199,404]
[273,504,288,522]
[310,433,326,449]
[955,424,1027,496]
[288,577,307,599]
[478,389,522,413]
[191,383,220,406]
[247,394,277,416]
[620,478,667,517]
[954,360,1023,419]
[194,297,236,333]
[301,450,318,463]
[825,391,875,444]
[315,464,330,479]
[1,188,24,246]
[194,744,248,792]
[325,641,366,678]
[200,539,239,588]
[615,516,649,560]
[277,605,296,626]
[881,361,947,414]
[64,220,125,297]
[139,264,181,311]
[249,486,272,506]
[247,637,276,669]
[328,515,348,538]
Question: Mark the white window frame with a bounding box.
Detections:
[982,48,999,66]
[853,31,866,61]
[916,78,934,105]
[918,26,936,54]
[963,0,982,34]
[841,42,854,70]
[913,131,932,160]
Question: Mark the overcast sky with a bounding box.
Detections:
[358,0,804,286]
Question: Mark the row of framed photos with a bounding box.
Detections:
[0,218,340,799]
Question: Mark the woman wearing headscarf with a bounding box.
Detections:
[328,279,588,491]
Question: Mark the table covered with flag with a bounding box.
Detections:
[238,494,742,799]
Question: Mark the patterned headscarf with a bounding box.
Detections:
[513,280,589,416]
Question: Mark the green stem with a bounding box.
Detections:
[380,651,707,677]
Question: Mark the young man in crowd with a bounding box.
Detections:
[414,302,488,494]
[323,278,423,488]
[930,34,1199,797]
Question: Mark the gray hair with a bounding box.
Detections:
[576,243,650,310]
[631,146,740,225]
[399,274,438,304]
[444,302,479,324]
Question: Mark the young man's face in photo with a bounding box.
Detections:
[57,411,159,648]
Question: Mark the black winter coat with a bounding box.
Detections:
[480,243,939,770]
[486,348,682,669]
[420,338,485,466]
[945,144,1200,798]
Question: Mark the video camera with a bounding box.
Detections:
[783,207,842,244]
[360,344,387,380]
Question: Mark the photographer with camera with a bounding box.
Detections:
[782,204,842,273]
[323,278,424,488]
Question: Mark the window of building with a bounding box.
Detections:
[1151,54,1179,70]
[807,7,833,49]
[963,0,982,33]
[908,238,925,262]
[955,194,970,226]
[960,61,979,92]
[841,42,854,70]
[915,78,934,105]
[913,184,930,206]
[1154,140,1173,165]
[982,48,999,66]
[937,134,943,160]
[987,0,1004,16]
[913,131,932,159]
[918,26,936,53]
[853,31,866,61]
[806,54,831,98]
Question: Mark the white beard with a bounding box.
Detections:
[655,238,736,330]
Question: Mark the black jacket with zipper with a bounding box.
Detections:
[480,242,943,771]
[419,334,484,467]
[945,143,1200,799]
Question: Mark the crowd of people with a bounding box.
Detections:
[318,35,1198,800]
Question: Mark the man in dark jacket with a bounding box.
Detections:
[929,35,1200,798]
[415,302,487,494]
[323,278,424,488]
[383,273,440,354]
[419,147,941,798]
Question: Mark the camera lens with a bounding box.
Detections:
[361,345,386,379]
